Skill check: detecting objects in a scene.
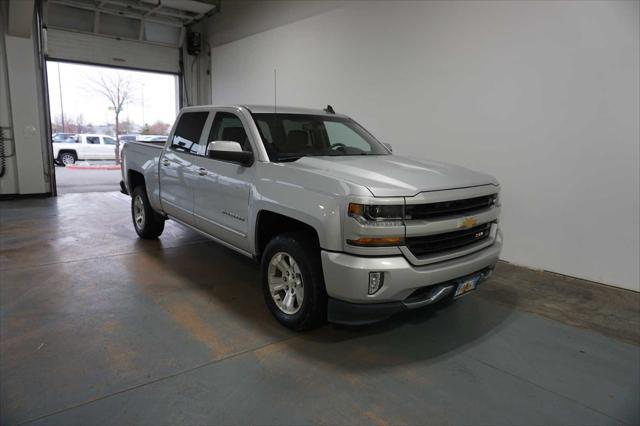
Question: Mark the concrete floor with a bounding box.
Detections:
[54,166,121,194]
[1,192,638,425]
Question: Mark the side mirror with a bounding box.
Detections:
[207,141,254,166]
[383,143,393,153]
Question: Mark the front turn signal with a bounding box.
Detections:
[346,236,404,247]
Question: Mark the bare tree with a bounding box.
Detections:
[119,118,136,134]
[148,121,170,135]
[75,114,86,134]
[51,114,65,133]
[51,114,87,134]
[89,73,134,164]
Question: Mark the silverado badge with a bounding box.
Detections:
[462,217,477,229]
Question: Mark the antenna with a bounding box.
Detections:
[273,68,277,113]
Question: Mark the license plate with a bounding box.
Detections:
[454,274,481,298]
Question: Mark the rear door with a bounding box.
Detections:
[191,110,255,251]
[84,136,102,160]
[102,136,117,160]
[158,111,211,223]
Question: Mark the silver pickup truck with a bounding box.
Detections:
[121,105,502,330]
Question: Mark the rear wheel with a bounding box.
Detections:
[261,232,327,330]
[131,186,165,239]
[58,152,76,166]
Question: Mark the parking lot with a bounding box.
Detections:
[55,163,121,194]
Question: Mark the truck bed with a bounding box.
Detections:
[121,140,165,210]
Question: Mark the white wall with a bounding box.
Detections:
[0,0,19,195]
[207,0,640,291]
[1,0,50,196]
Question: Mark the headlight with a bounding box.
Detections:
[347,203,404,247]
[348,203,404,224]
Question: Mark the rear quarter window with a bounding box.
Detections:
[171,112,209,155]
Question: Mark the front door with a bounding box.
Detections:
[158,111,210,223]
[192,111,254,252]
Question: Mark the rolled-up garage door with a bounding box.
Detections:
[45,28,180,74]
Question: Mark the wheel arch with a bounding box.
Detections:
[57,149,77,159]
[255,210,321,260]
[127,169,145,192]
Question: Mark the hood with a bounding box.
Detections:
[284,155,498,197]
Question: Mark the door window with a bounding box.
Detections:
[208,112,252,152]
[170,112,209,155]
[86,136,100,144]
[103,137,116,145]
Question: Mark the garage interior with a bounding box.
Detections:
[1,1,639,425]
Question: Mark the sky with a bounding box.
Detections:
[46,61,179,127]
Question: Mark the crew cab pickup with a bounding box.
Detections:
[53,133,118,165]
[121,105,502,330]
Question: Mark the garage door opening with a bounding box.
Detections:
[47,60,178,194]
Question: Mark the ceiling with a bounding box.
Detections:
[45,0,219,47]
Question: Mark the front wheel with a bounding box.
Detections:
[261,232,327,330]
[131,186,165,239]
[58,152,76,166]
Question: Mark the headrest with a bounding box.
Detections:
[287,130,309,151]
[222,127,247,144]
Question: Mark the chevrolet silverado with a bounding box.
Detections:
[121,105,502,330]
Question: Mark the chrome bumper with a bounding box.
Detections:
[321,229,502,304]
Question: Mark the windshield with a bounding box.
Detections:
[251,113,389,162]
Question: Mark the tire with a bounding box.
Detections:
[58,151,76,166]
[131,186,165,239]
[261,232,327,330]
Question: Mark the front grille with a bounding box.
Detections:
[406,222,493,257]
[405,194,497,220]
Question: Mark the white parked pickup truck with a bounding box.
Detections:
[121,105,502,330]
[53,133,118,165]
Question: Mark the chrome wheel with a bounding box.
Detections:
[268,252,304,315]
[133,195,145,230]
[60,153,75,165]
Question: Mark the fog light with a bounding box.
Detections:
[368,272,384,295]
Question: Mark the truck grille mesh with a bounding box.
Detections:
[406,222,492,257]
[405,194,497,220]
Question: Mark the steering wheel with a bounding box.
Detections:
[330,143,347,151]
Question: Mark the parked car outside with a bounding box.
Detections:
[118,135,168,156]
[137,135,168,142]
[52,133,76,143]
[53,133,118,165]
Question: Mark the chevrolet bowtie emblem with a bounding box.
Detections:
[462,217,477,229]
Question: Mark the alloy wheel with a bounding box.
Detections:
[133,195,145,231]
[268,252,304,315]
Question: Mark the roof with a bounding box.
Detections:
[242,105,349,117]
[180,104,349,118]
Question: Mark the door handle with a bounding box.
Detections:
[198,167,207,176]
[162,159,170,166]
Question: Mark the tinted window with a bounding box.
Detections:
[86,136,100,144]
[171,112,209,155]
[103,137,116,145]
[252,114,388,162]
[208,112,251,152]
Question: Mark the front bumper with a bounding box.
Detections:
[327,266,494,325]
[321,229,502,324]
